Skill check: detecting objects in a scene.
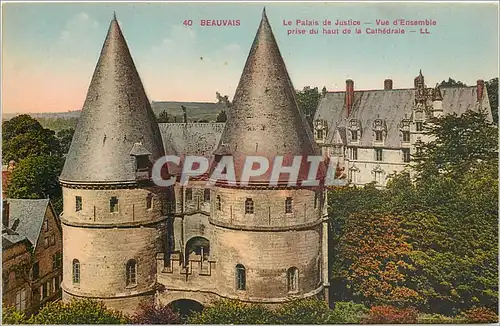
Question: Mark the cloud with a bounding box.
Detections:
[59,12,99,41]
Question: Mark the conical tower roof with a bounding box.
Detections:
[212,9,323,186]
[60,16,165,184]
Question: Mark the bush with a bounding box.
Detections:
[330,301,369,324]
[461,307,499,323]
[1,305,29,324]
[30,298,129,324]
[273,298,336,324]
[362,305,418,324]
[187,299,274,324]
[417,313,466,324]
[131,300,180,324]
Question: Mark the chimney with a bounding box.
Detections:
[2,200,9,227]
[384,79,393,90]
[477,79,485,102]
[345,79,354,117]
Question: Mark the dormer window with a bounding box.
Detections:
[375,131,383,142]
[416,122,424,132]
[402,131,410,142]
[351,131,358,141]
[130,143,151,174]
[317,129,324,140]
[372,118,387,143]
[245,198,254,214]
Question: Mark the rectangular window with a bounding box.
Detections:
[416,122,423,132]
[44,220,48,232]
[348,169,358,184]
[185,188,192,201]
[375,131,383,141]
[52,252,62,270]
[402,149,411,163]
[146,194,153,210]
[204,189,210,201]
[110,197,119,213]
[76,196,82,212]
[54,275,61,292]
[245,198,254,214]
[349,148,358,160]
[50,234,55,246]
[32,262,40,279]
[317,129,324,140]
[402,131,410,142]
[44,237,49,248]
[374,171,383,185]
[375,149,383,162]
[351,130,358,141]
[15,288,26,311]
[285,197,293,214]
[42,282,48,298]
[216,196,222,211]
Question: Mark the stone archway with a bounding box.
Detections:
[170,299,204,322]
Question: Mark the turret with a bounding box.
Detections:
[59,15,170,314]
[208,9,329,304]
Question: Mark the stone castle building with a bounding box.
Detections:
[59,10,329,315]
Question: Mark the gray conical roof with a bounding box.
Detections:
[60,16,165,184]
[212,9,322,186]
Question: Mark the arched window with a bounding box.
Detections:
[126,260,137,286]
[204,189,210,201]
[216,195,222,211]
[245,198,254,214]
[287,267,298,292]
[235,264,246,290]
[72,259,80,284]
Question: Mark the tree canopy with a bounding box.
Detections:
[2,114,61,163]
[328,109,498,315]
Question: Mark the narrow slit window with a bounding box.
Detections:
[287,267,299,292]
[204,189,210,201]
[146,194,153,210]
[285,197,293,214]
[76,196,82,212]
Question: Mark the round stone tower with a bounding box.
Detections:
[209,9,329,304]
[59,15,169,314]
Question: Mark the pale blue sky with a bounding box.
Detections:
[2,2,498,113]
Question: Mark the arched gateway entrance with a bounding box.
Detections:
[170,299,204,322]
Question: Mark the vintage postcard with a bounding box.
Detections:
[1,1,498,325]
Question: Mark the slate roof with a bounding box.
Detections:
[315,86,491,148]
[158,123,225,175]
[212,9,322,185]
[60,16,165,184]
[2,199,50,249]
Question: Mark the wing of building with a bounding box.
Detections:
[313,74,492,187]
[2,199,62,315]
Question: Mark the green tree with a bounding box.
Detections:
[2,115,61,163]
[7,155,65,213]
[274,298,338,324]
[1,306,29,324]
[295,86,321,126]
[157,110,170,123]
[439,78,467,87]
[413,109,498,180]
[485,77,498,124]
[57,128,75,154]
[187,299,274,324]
